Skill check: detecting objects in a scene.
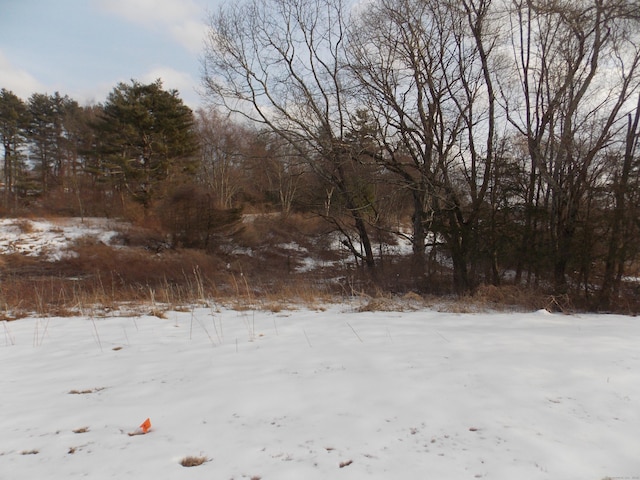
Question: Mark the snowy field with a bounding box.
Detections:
[1,305,639,479]
[0,218,120,261]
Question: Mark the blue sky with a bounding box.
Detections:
[0,0,219,108]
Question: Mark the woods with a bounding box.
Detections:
[2,0,640,308]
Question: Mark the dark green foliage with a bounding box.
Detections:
[98,79,198,210]
[0,89,30,207]
[27,92,80,194]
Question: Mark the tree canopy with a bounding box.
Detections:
[99,79,198,210]
[201,0,640,298]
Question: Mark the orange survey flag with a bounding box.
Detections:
[140,418,151,433]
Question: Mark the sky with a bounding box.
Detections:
[0,0,221,109]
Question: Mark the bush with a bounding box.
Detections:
[157,184,242,251]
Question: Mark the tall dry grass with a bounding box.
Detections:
[0,234,345,319]
[1,213,638,317]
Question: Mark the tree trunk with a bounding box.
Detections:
[451,238,471,294]
[410,191,428,283]
[600,97,640,308]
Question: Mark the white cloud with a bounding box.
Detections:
[95,0,199,25]
[0,50,46,99]
[140,66,199,107]
[142,66,193,91]
[73,71,198,108]
[73,81,117,106]
[170,19,209,54]
[0,49,109,106]
[94,0,207,53]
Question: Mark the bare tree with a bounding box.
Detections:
[195,107,245,208]
[600,94,640,307]
[0,89,30,210]
[501,0,640,292]
[201,0,377,267]
[348,0,499,292]
[256,133,307,216]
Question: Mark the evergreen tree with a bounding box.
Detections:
[99,79,198,211]
[0,89,30,208]
[27,92,78,195]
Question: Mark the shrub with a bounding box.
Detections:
[157,184,242,251]
[179,456,208,467]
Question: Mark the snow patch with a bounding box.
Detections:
[0,218,120,261]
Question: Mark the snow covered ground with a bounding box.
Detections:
[1,306,638,479]
[0,218,120,261]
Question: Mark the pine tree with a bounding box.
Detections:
[98,79,198,211]
[0,89,30,208]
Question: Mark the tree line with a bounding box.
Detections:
[0,80,304,249]
[201,0,640,307]
[1,0,640,309]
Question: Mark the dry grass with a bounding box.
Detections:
[356,291,435,312]
[0,240,231,318]
[179,455,208,467]
[68,387,105,395]
[473,284,547,311]
[1,214,638,316]
[356,296,399,312]
[13,219,35,234]
[0,213,442,315]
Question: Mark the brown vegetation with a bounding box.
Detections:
[20,450,39,455]
[179,455,208,467]
[1,210,639,317]
[68,388,105,395]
